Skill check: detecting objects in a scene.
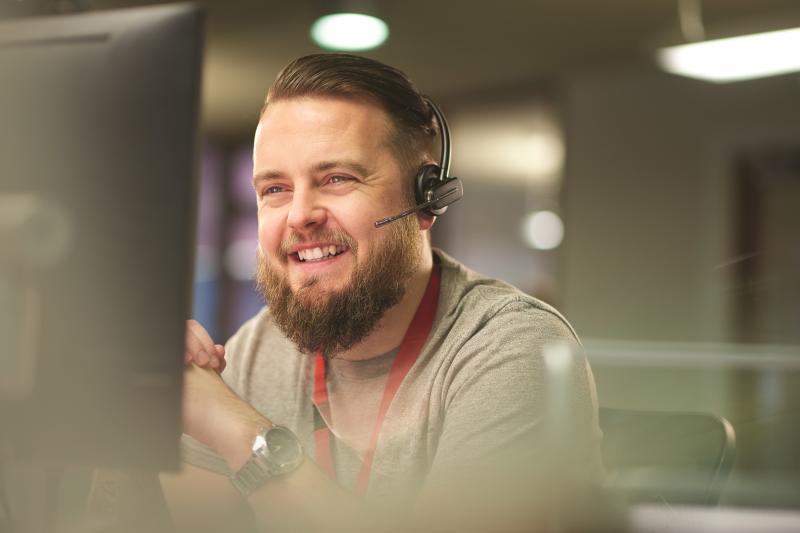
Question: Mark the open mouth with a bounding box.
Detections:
[294,245,348,263]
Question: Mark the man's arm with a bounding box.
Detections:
[168,362,365,533]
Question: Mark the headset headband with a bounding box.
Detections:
[425,98,451,179]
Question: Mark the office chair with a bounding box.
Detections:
[599,407,736,506]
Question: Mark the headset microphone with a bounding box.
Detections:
[374,178,463,227]
[374,98,463,228]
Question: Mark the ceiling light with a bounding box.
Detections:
[521,211,564,250]
[657,27,800,83]
[310,13,389,52]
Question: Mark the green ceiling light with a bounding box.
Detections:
[310,13,389,51]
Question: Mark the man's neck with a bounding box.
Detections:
[336,248,434,362]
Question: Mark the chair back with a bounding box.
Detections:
[599,407,736,505]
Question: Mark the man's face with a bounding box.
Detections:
[252,96,423,354]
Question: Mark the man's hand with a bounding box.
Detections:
[182,362,270,469]
[185,319,226,372]
[181,319,270,471]
[168,323,362,533]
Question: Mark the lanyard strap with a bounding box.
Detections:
[311,262,441,495]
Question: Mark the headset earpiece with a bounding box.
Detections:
[373,99,463,228]
[415,163,442,207]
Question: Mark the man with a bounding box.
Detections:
[98,53,602,533]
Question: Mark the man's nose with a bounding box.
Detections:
[286,189,326,231]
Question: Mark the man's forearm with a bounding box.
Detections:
[181,365,364,532]
[211,404,363,532]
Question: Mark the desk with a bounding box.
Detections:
[631,504,800,533]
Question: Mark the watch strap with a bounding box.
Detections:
[231,451,274,497]
[230,426,303,498]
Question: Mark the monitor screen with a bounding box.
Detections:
[0,3,203,469]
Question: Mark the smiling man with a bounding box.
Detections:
[151,54,603,533]
[252,96,428,359]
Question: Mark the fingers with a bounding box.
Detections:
[183,347,226,372]
[184,347,225,372]
[185,319,226,373]
[214,344,226,372]
[186,319,215,356]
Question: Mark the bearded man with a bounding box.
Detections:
[93,54,603,533]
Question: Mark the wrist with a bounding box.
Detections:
[230,425,305,498]
[210,395,273,471]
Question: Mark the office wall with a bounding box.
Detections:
[559,71,800,499]
[432,95,566,303]
[560,70,800,343]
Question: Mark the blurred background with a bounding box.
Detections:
[2,0,799,520]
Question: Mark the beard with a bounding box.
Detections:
[255,215,421,357]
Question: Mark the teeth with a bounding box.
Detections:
[296,245,346,262]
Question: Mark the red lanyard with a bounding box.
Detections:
[311,262,441,495]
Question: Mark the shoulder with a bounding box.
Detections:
[420,250,586,407]
[434,249,579,348]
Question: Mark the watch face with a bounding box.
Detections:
[265,426,301,465]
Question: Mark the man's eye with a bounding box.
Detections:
[328,175,353,184]
[262,185,285,196]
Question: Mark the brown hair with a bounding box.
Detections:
[262,54,438,185]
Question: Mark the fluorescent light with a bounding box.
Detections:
[657,27,800,83]
[310,13,389,52]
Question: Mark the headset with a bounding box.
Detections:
[374,98,463,228]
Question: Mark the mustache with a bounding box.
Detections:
[278,229,359,256]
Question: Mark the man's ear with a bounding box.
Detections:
[417,212,436,231]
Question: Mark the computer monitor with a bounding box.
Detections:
[0,3,203,469]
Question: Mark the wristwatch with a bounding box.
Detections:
[230,425,304,497]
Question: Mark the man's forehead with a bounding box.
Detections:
[256,96,393,134]
[253,97,397,166]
